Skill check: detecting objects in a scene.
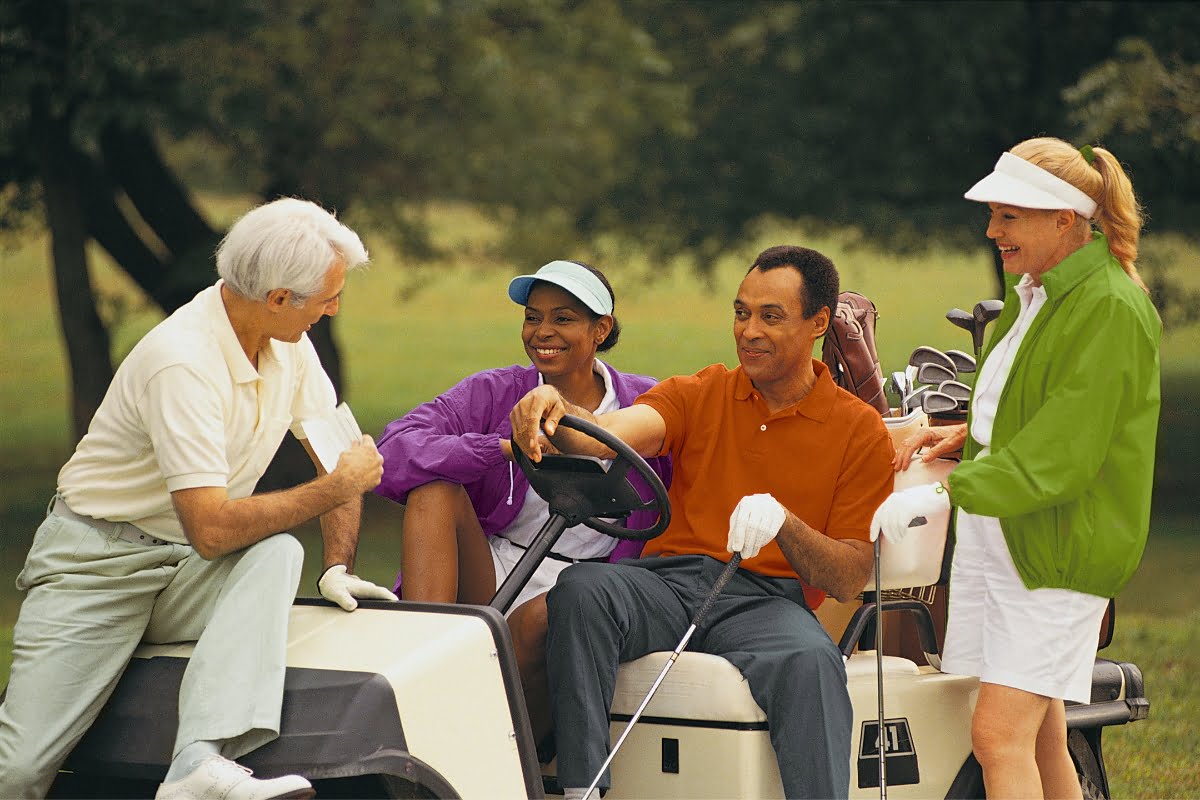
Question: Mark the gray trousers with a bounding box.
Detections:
[545,554,852,799]
[0,501,303,798]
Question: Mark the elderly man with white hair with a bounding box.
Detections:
[0,198,397,800]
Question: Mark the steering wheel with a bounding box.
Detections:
[510,414,670,541]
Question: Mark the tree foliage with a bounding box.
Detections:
[1065,37,1200,326]
[2,0,1199,440]
[593,1,1200,290]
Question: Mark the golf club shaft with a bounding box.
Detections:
[584,553,743,797]
[874,535,887,800]
[869,514,926,799]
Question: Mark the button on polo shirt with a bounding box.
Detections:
[636,361,895,609]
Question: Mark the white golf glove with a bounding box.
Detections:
[318,564,399,612]
[870,483,950,545]
[727,493,788,559]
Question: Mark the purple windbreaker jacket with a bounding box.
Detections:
[374,362,672,563]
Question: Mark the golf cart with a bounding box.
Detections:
[45,414,1147,799]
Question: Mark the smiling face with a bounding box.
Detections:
[521,282,612,384]
[733,266,829,400]
[985,203,1082,281]
[267,254,347,342]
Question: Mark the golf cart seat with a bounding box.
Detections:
[602,454,962,799]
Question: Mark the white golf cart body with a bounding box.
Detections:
[50,410,1148,799]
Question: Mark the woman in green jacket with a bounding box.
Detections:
[872,137,1161,799]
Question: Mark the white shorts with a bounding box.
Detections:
[489,536,577,618]
[941,508,1109,703]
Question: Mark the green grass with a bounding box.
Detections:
[2,202,1198,795]
[1103,613,1200,799]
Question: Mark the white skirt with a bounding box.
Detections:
[941,508,1109,703]
[489,536,576,618]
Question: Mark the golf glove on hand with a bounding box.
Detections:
[870,483,950,545]
[727,493,787,559]
[318,564,398,612]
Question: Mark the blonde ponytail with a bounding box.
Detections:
[1010,138,1148,294]
[1089,147,1147,293]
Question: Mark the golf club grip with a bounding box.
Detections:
[690,553,742,627]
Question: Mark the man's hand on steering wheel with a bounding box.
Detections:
[509,413,671,541]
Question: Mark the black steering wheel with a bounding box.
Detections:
[509,414,670,541]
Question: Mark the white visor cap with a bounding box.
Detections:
[507,260,613,316]
[965,152,1097,219]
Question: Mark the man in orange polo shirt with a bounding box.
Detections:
[510,245,895,799]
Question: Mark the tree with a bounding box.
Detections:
[593,1,1200,295]
[1,0,684,440]
[1066,37,1200,325]
[5,0,1198,447]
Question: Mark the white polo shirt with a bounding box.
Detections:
[57,281,337,543]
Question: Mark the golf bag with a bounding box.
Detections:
[823,291,889,414]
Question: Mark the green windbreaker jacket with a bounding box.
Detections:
[947,234,1161,597]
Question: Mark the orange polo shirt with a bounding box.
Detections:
[636,360,895,609]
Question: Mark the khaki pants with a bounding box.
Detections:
[0,501,303,798]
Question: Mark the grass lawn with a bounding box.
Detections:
[1,202,1197,796]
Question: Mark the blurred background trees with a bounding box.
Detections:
[2,0,1197,440]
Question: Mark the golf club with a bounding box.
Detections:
[871,513,928,800]
[893,371,916,414]
[900,385,930,415]
[908,346,957,375]
[945,349,976,373]
[921,390,960,415]
[945,307,973,342]
[874,533,886,800]
[938,379,972,410]
[584,553,744,799]
[971,299,1004,357]
[914,361,955,387]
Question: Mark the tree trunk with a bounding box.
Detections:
[99,122,216,259]
[308,316,343,399]
[31,93,113,442]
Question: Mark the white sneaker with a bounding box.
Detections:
[155,755,315,800]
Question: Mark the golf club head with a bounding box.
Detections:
[946,307,973,335]
[908,345,957,375]
[945,348,977,373]
[938,379,972,410]
[901,385,930,414]
[973,298,1004,324]
[938,379,972,400]
[915,361,955,386]
[921,389,960,415]
[972,299,1004,354]
[889,371,907,399]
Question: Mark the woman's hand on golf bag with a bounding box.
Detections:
[893,423,967,471]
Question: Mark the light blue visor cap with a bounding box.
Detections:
[507,260,614,316]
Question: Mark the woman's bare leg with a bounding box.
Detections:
[972,682,1053,799]
[508,594,552,744]
[401,482,495,603]
[1035,699,1083,800]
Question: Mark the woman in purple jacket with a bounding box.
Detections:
[374,259,670,741]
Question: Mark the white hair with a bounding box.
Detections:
[216,197,369,304]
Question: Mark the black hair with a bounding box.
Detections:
[568,260,621,352]
[747,245,839,319]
